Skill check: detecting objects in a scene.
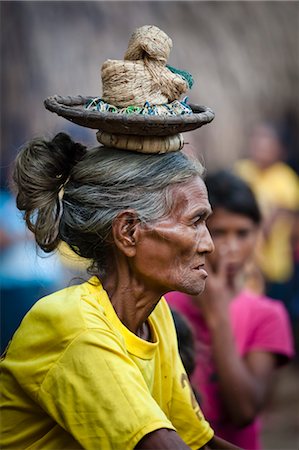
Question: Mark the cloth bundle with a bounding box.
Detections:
[101,25,189,108]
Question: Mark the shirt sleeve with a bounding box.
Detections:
[245,300,295,364]
[37,329,175,450]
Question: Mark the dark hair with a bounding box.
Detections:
[13,132,204,276]
[171,309,196,377]
[13,133,87,252]
[204,170,262,224]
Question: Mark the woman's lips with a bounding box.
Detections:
[193,264,208,278]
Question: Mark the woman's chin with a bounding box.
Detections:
[178,281,206,297]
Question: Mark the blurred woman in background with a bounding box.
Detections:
[167,170,294,450]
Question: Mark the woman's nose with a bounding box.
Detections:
[198,225,215,254]
[226,237,239,253]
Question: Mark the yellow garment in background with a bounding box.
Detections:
[235,160,299,282]
[0,278,213,449]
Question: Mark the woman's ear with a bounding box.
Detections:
[112,210,141,257]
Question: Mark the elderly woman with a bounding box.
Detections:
[0,133,238,450]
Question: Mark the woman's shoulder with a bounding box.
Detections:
[231,290,294,359]
[232,290,293,340]
[233,290,287,313]
[17,279,111,341]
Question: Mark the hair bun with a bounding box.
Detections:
[51,132,86,164]
[48,133,86,183]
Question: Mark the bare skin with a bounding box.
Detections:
[99,178,239,449]
[193,208,277,426]
[135,429,241,450]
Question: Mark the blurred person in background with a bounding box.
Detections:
[166,170,294,450]
[0,184,67,353]
[234,122,299,303]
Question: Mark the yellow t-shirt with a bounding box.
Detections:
[0,277,213,449]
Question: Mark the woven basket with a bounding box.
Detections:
[44,26,215,153]
[96,131,184,153]
[44,95,215,137]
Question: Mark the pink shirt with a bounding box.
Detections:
[166,290,294,450]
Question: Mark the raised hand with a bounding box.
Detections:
[192,246,235,330]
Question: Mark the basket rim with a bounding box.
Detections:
[44,95,215,135]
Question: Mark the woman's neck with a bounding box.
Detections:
[227,271,244,297]
[100,266,161,337]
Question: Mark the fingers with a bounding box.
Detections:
[206,244,229,278]
[217,244,230,278]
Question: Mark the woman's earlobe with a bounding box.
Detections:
[112,210,140,256]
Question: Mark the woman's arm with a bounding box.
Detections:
[194,259,277,427]
[207,314,276,426]
[204,435,241,450]
[135,429,191,449]
[135,429,241,450]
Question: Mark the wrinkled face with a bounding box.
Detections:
[207,208,258,282]
[133,177,214,296]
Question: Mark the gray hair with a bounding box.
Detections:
[13,133,204,275]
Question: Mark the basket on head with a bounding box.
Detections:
[44,25,215,153]
[101,25,188,109]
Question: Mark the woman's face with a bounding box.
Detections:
[207,207,258,282]
[132,177,214,296]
